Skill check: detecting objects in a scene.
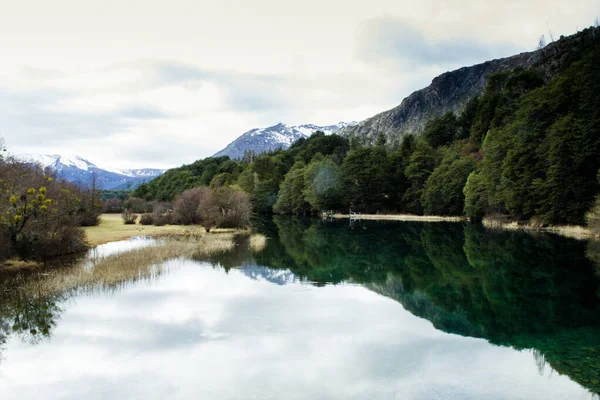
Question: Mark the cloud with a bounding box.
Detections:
[355,17,521,67]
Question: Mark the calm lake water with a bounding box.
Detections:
[0,217,599,399]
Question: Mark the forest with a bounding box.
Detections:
[133,26,600,226]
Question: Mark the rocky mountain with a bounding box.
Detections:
[17,153,165,190]
[213,122,357,159]
[239,264,299,285]
[341,50,543,144]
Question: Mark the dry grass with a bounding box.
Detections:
[332,213,466,222]
[249,234,267,252]
[0,259,43,271]
[84,214,236,246]
[482,217,598,241]
[21,234,238,296]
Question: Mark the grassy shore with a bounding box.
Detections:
[84,214,237,246]
[331,213,466,222]
[482,217,597,241]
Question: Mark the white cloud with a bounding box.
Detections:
[0,0,598,168]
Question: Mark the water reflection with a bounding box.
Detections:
[0,218,598,399]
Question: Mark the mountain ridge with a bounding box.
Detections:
[17,153,166,190]
[213,121,357,159]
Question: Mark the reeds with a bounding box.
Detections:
[19,233,239,296]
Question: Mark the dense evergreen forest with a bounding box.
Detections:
[134,26,600,225]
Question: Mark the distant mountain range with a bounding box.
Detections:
[17,153,166,190]
[213,122,357,159]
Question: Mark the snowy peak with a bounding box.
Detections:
[19,153,96,172]
[16,153,166,190]
[213,121,357,159]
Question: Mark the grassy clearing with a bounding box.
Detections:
[84,214,236,246]
[332,213,466,222]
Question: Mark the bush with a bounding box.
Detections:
[124,197,150,213]
[174,187,208,225]
[121,210,138,225]
[139,213,154,225]
[215,187,252,229]
[103,198,124,213]
[0,158,88,260]
[174,186,252,232]
[586,196,600,235]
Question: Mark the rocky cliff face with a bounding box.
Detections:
[342,26,600,144]
[341,50,542,143]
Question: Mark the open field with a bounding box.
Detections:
[84,214,236,246]
[331,213,466,222]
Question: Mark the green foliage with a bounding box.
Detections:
[303,156,343,211]
[342,146,392,212]
[0,159,89,260]
[403,140,438,214]
[422,149,476,215]
[463,170,488,219]
[133,156,239,201]
[273,161,309,215]
[423,112,460,147]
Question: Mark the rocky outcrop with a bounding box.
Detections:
[342,50,541,143]
[342,26,600,144]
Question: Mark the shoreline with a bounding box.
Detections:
[331,213,466,222]
[482,218,597,241]
[84,214,239,247]
[330,213,598,241]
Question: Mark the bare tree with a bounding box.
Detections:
[174,187,209,225]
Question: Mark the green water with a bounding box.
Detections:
[0,217,599,399]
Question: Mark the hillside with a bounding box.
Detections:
[341,29,597,144]
[135,26,600,226]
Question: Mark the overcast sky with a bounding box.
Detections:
[1,0,599,169]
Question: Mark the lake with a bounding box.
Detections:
[0,217,599,399]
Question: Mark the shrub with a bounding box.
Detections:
[0,158,88,260]
[121,209,138,225]
[215,187,252,229]
[123,197,150,213]
[174,186,252,232]
[103,198,124,213]
[586,196,600,235]
[139,213,154,225]
[174,187,209,225]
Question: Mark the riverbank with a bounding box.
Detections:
[331,213,466,222]
[482,217,597,241]
[84,214,238,246]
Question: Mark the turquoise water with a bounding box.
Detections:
[0,218,598,399]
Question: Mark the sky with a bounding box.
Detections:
[1,0,599,169]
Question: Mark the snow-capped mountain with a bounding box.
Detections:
[239,264,300,285]
[213,121,358,159]
[17,153,166,190]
